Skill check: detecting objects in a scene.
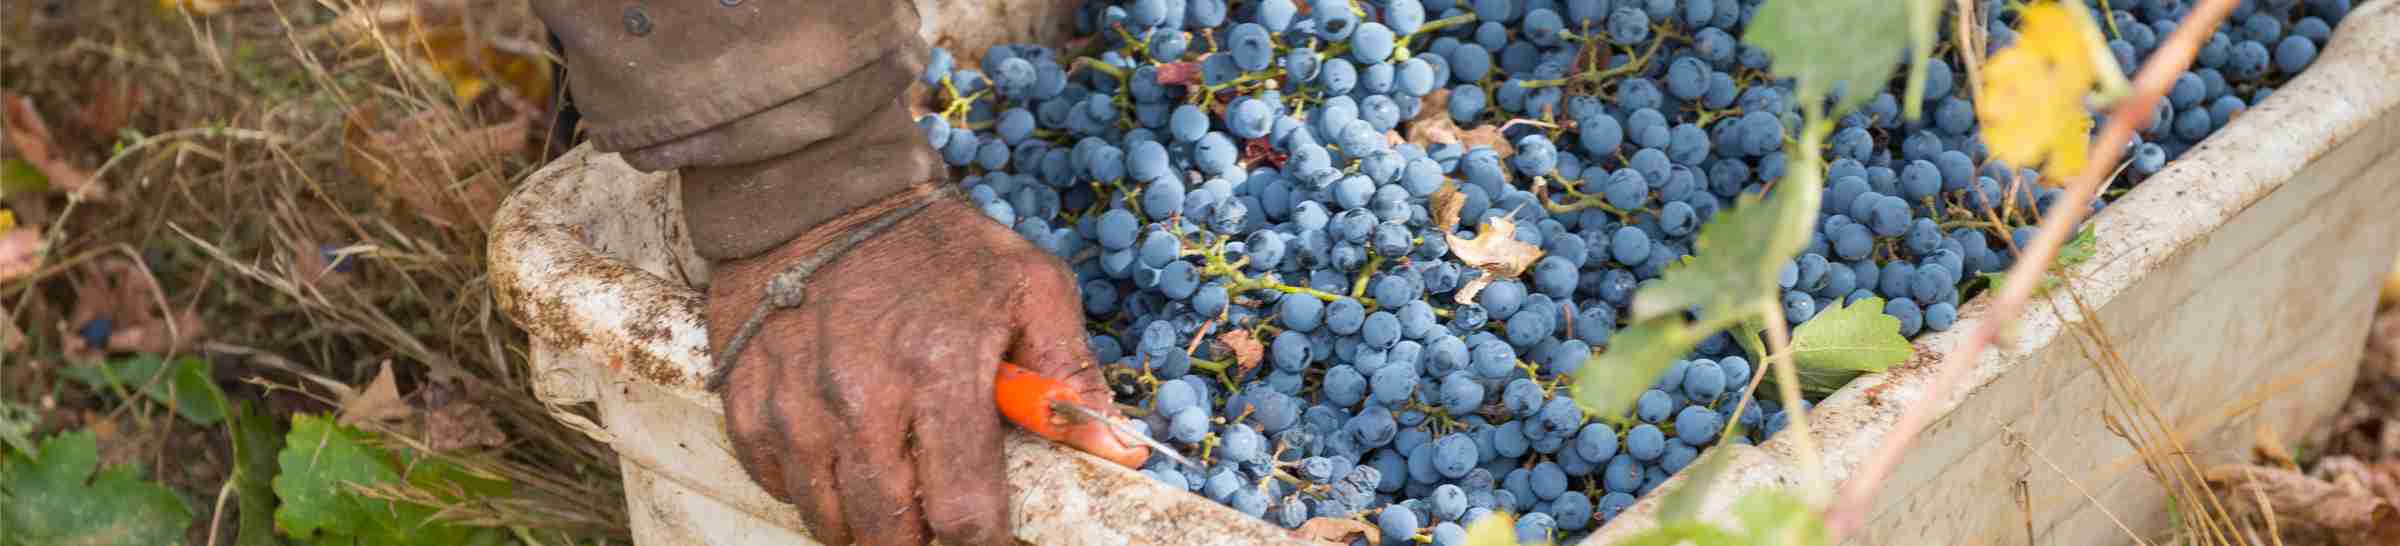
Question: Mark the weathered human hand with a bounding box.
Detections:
[706,189,1137,546]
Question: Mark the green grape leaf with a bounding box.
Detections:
[1783,297,1914,395]
[0,431,196,546]
[274,414,400,540]
[1573,317,1706,418]
[272,414,508,546]
[1734,490,1828,546]
[1658,448,1740,523]
[1977,223,2099,295]
[1631,182,1816,325]
[0,158,50,198]
[227,403,284,546]
[0,400,37,455]
[62,355,229,425]
[1734,317,1770,366]
[2058,222,2100,267]
[1743,0,1916,116]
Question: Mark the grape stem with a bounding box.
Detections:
[1517,29,1670,90]
[1201,248,1377,308]
[1074,56,1130,83]
[1820,0,2238,539]
[1395,12,1483,51]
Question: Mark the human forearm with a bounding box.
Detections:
[530,0,938,260]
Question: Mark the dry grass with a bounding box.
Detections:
[2,0,624,542]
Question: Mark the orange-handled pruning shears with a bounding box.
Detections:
[993,362,1193,468]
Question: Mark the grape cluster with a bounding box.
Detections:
[911,0,2345,543]
[2049,0,2351,177]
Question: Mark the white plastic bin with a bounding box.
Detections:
[490,3,2400,544]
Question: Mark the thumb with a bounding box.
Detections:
[1005,257,1148,467]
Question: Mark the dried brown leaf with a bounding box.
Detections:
[1453,272,1497,305]
[333,0,552,106]
[422,385,506,451]
[1404,109,1462,147]
[1460,125,1516,159]
[1154,61,1203,86]
[291,238,355,290]
[1218,329,1265,378]
[1446,216,1543,305]
[70,79,142,139]
[2209,463,2400,545]
[343,108,521,228]
[0,227,42,284]
[1429,181,1463,233]
[1446,216,1544,277]
[339,360,413,426]
[159,0,243,16]
[1,93,104,199]
[97,308,207,356]
[1293,517,1379,545]
[61,257,205,361]
[1403,88,1463,146]
[1412,88,1451,124]
[0,303,22,353]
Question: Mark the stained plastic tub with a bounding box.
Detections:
[490,3,2400,544]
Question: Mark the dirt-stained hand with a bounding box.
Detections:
[707,191,1132,546]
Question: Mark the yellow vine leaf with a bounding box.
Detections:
[158,0,239,16]
[332,2,554,107]
[1463,512,1551,546]
[1977,2,2110,184]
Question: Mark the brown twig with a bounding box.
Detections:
[1954,0,1987,102]
[1822,0,2241,538]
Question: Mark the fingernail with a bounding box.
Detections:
[1065,424,1149,468]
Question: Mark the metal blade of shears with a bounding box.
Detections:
[1051,400,1195,467]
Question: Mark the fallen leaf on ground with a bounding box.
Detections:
[1217,330,1264,378]
[1428,181,1463,233]
[332,0,551,106]
[61,257,205,361]
[0,304,22,353]
[338,361,412,427]
[342,107,521,229]
[1446,216,1545,304]
[290,238,357,290]
[70,79,142,139]
[1,93,105,199]
[0,224,42,284]
[1293,517,1378,545]
[159,0,242,16]
[2208,463,2400,545]
[420,381,505,451]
